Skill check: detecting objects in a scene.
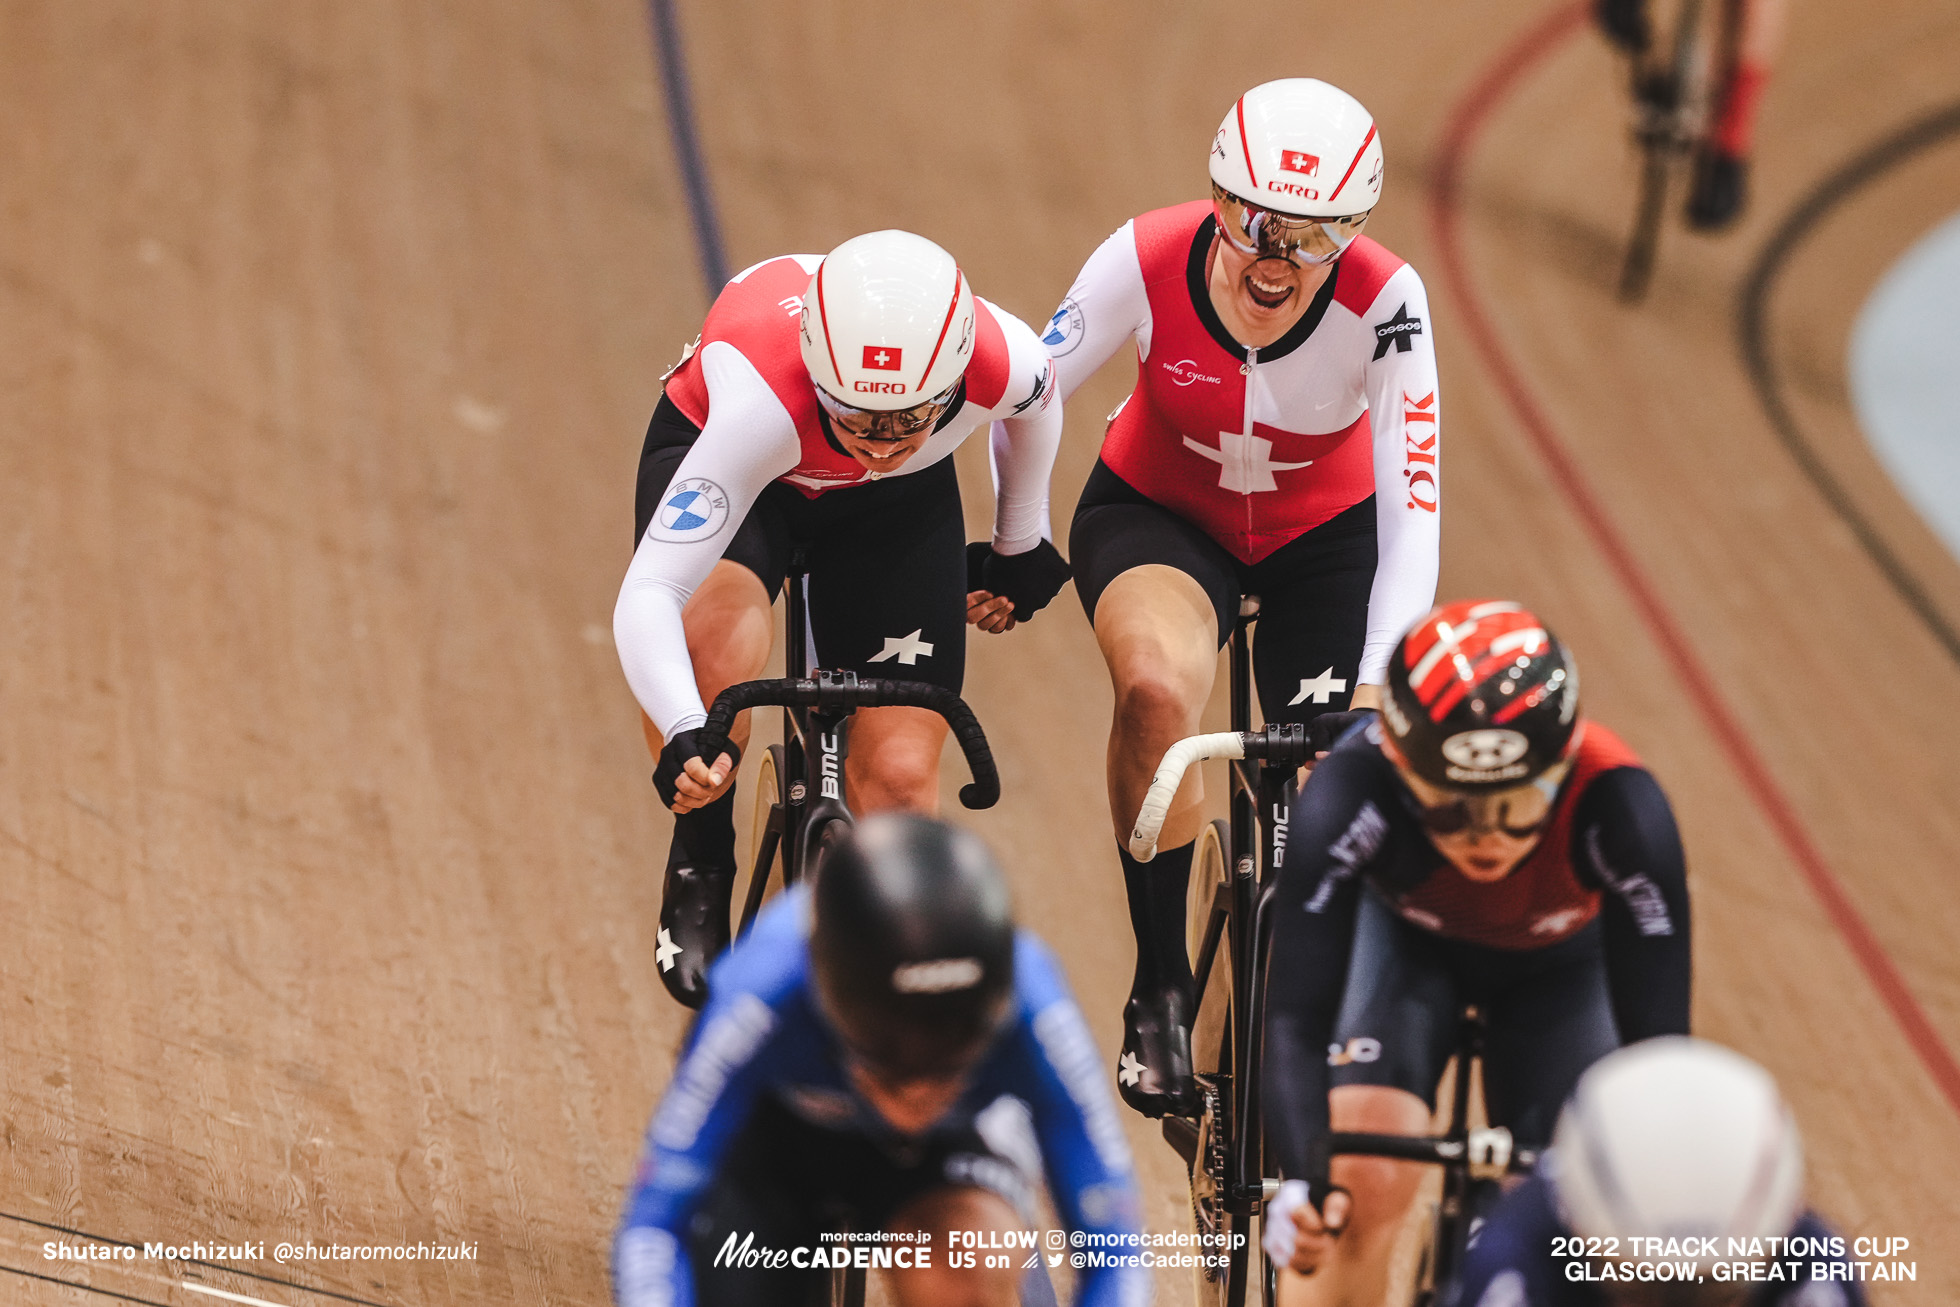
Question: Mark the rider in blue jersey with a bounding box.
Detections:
[613,815,1149,1307]
[1451,1038,1866,1307]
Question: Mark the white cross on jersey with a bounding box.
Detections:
[869,629,934,665]
[1182,425,1314,493]
[1289,667,1348,705]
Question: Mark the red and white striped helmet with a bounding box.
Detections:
[1209,78,1384,218]
[1380,599,1581,791]
[799,230,976,412]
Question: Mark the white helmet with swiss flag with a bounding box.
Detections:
[799,230,977,412]
[1210,78,1384,219]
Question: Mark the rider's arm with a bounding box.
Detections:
[613,341,800,738]
[1259,751,1383,1186]
[1011,936,1151,1307]
[1357,263,1442,685]
[1573,766,1692,1041]
[1049,221,1152,405]
[613,894,810,1307]
[980,307,1066,554]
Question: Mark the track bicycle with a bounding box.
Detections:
[1317,1008,1542,1307]
[1130,599,1540,1306]
[697,548,1046,1307]
[1129,594,1316,1307]
[694,549,1000,941]
[1617,0,1724,300]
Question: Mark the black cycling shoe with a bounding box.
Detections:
[1686,148,1748,231]
[1117,984,1200,1118]
[656,853,735,1009]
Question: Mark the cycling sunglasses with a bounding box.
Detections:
[1211,182,1369,265]
[1400,757,1574,838]
[815,381,960,442]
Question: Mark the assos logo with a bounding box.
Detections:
[653,478,730,541]
[1162,358,1223,387]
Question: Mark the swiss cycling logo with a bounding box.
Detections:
[653,478,731,542]
[1042,298,1085,357]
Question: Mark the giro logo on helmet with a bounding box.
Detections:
[854,380,908,395]
[1441,728,1533,783]
[1266,181,1321,202]
[890,957,985,994]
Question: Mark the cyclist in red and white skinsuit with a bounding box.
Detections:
[1044,79,1441,1115]
[615,230,1070,1009]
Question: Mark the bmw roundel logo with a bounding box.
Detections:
[653,477,730,541]
[1041,297,1085,357]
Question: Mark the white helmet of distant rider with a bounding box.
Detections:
[1553,1037,1805,1287]
[799,230,976,450]
[1209,78,1383,264]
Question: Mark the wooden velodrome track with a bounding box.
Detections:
[3,1,1958,1304]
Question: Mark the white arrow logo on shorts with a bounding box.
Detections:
[1289,668,1348,705]
[869,630,934,665]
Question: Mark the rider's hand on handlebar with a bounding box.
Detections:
[1263,1179,1349,1276]
[653,729,742,813]
[965,539,1071,628]
[966,589,1017,634]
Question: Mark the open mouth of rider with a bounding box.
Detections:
[1244,259,1299,311]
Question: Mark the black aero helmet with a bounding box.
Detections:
[1380,599,1581,792]
[810,814,1016,1080]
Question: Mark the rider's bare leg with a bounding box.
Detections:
[638,558,775,781]
[1096,564,1220,850]
[1094,564,1220,1113]
[1277,1086,1431,1307]
[844,705,949,815]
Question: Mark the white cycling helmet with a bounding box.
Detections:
[799,230,976,413]
[1553,1038,1805,1256]
[1209,78,1383,218]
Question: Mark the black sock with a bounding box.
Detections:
[1119,840,1194,998]
[667,785,738,873]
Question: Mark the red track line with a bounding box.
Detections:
[1428,0,1960,1116]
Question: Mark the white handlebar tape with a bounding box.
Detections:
[1128,732,1246,861]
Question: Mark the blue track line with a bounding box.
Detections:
[646,0,730,295]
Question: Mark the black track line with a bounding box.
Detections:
[1737,100,1960,665]
[646,0,730,295]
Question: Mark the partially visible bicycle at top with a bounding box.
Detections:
[1600,0,1788,300]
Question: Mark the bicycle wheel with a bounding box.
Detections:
[735,744,786,936]
[1185,820,1249,1307]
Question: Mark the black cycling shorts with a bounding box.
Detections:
[1068,459,1376,725]
[1327,894,1620,1147]
[685,1095,1036,1307]
[636,395,967,693]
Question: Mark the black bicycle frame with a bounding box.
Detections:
[1187,597,1303,1221]
[738,549,855,931]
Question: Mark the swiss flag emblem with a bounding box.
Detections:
[1280,149,1320,176]
[862,345,903,371]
